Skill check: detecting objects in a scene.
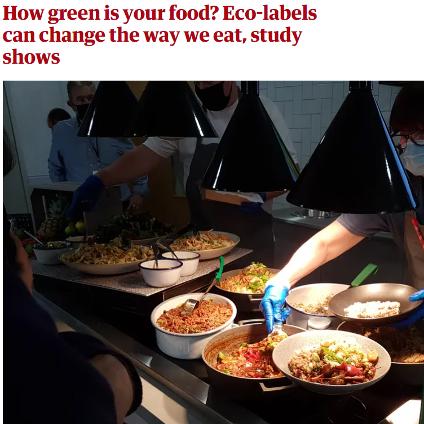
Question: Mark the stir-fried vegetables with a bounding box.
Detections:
[219,262,274,294]
[288,339,378,385]
[215,332,287,378]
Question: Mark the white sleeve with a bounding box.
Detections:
[260,95,299,165]
[143,137,179,158]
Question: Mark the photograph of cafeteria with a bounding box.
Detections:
[4,81,424,424]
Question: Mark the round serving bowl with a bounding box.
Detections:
[150,293,237,359]
[34,242,71,265]
[161,251,200,277]
[272,330,391,395]
[139,259,183,287]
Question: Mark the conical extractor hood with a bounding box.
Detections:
[134,82,217,138]
[202,82,299,192]
[78,81,138,137]
[287,82,416,213]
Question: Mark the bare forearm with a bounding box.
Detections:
[98,145,163,187]
[273,221,365,288]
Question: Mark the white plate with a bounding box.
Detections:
[272,330,391,395]
[174,231,240,261]
[60,256,141,275]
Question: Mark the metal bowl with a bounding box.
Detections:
[286,283,349,317]
[329,283,423,325]
[272,330,391,395]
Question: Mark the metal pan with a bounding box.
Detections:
[337,321,424,386]
[329,283,423,325]
[202,322,304,399]
[214,268,280,312]
[286,283,349,317]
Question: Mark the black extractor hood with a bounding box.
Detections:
[287,82,416,213]
[202,81,299,192]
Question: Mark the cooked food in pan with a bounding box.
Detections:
[294,294,334,315]
[288,339,378,385]
[156,299,233,334]
[171,231,234,251]
[63,239,153,265]
[219,262,275,294]
[344,301,400,319]
[216,332,288,378]
[362,326,424,363]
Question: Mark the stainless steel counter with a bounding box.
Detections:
[273,207,392,240]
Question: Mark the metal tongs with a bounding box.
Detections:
[181,256,225,316]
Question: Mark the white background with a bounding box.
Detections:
[0,0,423,80]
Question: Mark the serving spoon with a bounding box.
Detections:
[181,256,225,316]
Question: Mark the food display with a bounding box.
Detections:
[95,212,172,243]
[294,295,334,315]
[62,239,153,265]
[35,241,68,250]
[344,301,400,319]
[216,332,287,378]
[171,231,234,251]
[360,326,424,363]
[219,262,275,294]
[156,299,233,334]
[288,339,378,385]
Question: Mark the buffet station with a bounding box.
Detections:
[30,224,424,424]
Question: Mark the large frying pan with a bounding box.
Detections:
[202,322,304,398]
[337,321,424,386]
[329,283,423,325]
[214,268,280,312]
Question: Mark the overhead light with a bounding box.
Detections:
[78,81,138,137]
[287,82,416,213]
[134,81,217,138]
[202,81,299,192]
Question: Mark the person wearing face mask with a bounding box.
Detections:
[48,81,148,212]
[67,81,299,264]
[261,83,424,333]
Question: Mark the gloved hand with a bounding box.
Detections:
[67,175,105,219]
[392,289,424,329]
[260,279,291,333]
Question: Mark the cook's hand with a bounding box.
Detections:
[127,194,144,213]
[392,289,424,329]
[260,279,291,333]
[67,175,105,219]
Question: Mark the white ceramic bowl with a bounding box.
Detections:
[151,293,237,359]
[139,259,183,287]
[272,330,391,395]
[161,251,200,276]
[34,244,71,265]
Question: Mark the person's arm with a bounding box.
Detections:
[261,220,365,332]
[98,144,164,187]
[272,220,365,288]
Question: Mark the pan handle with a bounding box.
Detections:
[247,295,262,305]
[259,379,295,393]
[237,318,265,326]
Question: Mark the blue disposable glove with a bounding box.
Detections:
[260,281,291,333]
[67,175,105,219]
[392,289,424,329]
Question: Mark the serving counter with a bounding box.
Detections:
[34,269,423,424]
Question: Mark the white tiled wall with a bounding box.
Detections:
[259,81,401,169]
